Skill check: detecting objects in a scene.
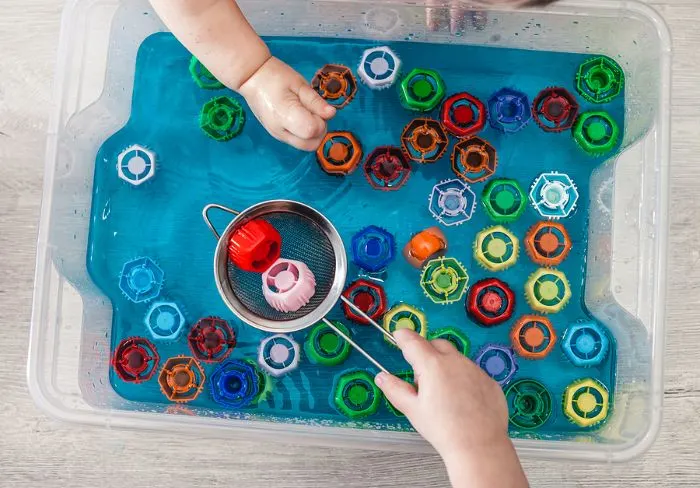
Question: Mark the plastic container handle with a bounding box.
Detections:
[202,203,240,239]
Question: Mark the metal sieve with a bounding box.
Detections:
[203,200,396,372]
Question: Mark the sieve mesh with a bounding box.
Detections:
[226,212,337,322]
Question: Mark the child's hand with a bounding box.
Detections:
[375,329,528,488]
[239,57,336,151]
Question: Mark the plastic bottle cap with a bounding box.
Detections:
[481,291,503,313]
[575,333,596,354]
[538,281,560,301]
[413,79,433,98]
[129,268,155,293]
[524,327,545,347]
[576,392,598,412]
[354,291,375,311]
[370,57,390,74]
[269,343,291,364]
[395,317,416,331]
[453,105,474,125]
[329,142,349,161]
[348,384,370,405]
[494,190,516,210]
[319,331,341,352]
[538,233,561,254]
[127,156,147,176]
[485,355,506,375]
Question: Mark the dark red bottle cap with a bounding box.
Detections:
[227,219,282,273]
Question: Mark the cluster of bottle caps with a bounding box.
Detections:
[312,49,624,189]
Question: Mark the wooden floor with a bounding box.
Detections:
[1,1,699,486]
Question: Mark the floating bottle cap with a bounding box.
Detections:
[227,219,282,273]
[428,178,477,227]
[351,226,396,273]
[488,88,531,133]
[187,316,237,362]
[403,227,447,268]
[510,315,556,359]
[262,258,317,313]
[210,359,260,409]
[363,146,412,191]
[258,334,300,377]
[529,172,579,219]
[401,118,449,163]
[475,344,518,386]
[312,64,357,109]
[466,278,515,327]
[451,136,497,183]
[505,379,553,429]
[429,327,471,356]
[158,356,206,403]
[119,257,164,303]
[385,371,415,416]
[420,256,469,305]
[399,68,446,112]
[200,96,245,141]
[333,370,383,419]
[532,87,579,132]
[474,225,519,272]
[481,178,527,223]
[525,268,572,314]
[341,279,388,324]
[525,221,572,266]
[441,92,487,137]
[112,337,159,383]
[305,320,352,366]
[316,131,363,175]
[117,145,156,186]
[357,46,401,89]
[563,378,610,428]
[383,303,427,345]
[576,56,624,104]
[562,321,610,367]
[189,56,224,90]
[573,111,620,156]
[145,302,186,341]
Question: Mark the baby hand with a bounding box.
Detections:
[239,57,336,151]
[375,329,528,488]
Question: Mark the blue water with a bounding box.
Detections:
[88,33,623,439]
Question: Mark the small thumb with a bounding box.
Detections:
[375,372,418,417]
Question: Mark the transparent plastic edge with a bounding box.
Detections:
[28,0,672,461]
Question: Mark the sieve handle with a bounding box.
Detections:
[202,204,240,239]
[340,295,398,346]
[322,318,389,374]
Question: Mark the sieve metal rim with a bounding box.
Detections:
[206,200,348,334]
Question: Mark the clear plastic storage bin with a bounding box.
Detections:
[29,0,670,461]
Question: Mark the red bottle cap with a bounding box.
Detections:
[227,219,282,273]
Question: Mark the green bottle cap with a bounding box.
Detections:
[572,111,619,156]
[333,370,382,419]
[482,178,527,223]
[420,257,469,305]
[505,379,552,429]
[399,68,446,112]
[429,327,471,356]
[200,96,245,142]
[189,56,224,90]
[385,371,415,416]
[304,321,351,366]
[575,56,624,104]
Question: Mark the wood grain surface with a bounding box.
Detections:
[1,1,699,486]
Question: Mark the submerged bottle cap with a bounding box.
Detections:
[316,131,363,175]
[262,259,317,313]
[487,88,531,133]
[200,96,246,141]
[561,321,610,367]
[351,226,396,272]
[573,111,620,156]
[145,302,186,341]
[510,315,556,359]
[475,344,518,386]
[473,225,519,272]
[112,337,160,383]
[158,356,206,403]
[525,268,572,314]
[399,68,446,112]
[119,257,164,303]
[305,321,352,366]
[429,179,477,227]
[505,379,553,429]
[187,317,237,362]
[563,378,610,428]
[401,118,449,163]
[429,327,471,356]
[420,256,469,305]
[440,92,487,137]
[210,359,260,409]
[358,46,401,90]
[451,136,497,183]
[333,370,382,419]
[576,56,624,104]
[341,279,387,324]
[481,178,527,223]
[189,56,224,90]
[466,278,515,327]
[312,64,357,108]
[117,145,156,186]
[363,146,412,191]
[532,87,579,132]
[525,221,572,266]
[529,172,579,219]
[227,219,282,273]
[382,303,427,345]
[258,334,300,377]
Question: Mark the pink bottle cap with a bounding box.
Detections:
[262,258,317,313]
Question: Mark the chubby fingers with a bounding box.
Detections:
[393,328,442,368]
[375,371,417,417]
[298,84,336,120]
